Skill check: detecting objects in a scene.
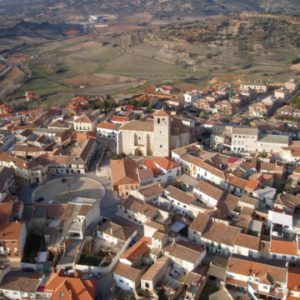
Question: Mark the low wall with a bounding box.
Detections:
[74,231,137,274]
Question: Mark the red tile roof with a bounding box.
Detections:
[154,157,180,170]
[121,237,151,263]
[97,122,120,131]
[288,267,300,291]
[270,239,298,256]
[111,115,129,123]
[45,270,96,300]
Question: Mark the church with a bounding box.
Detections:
[116,110,190,157]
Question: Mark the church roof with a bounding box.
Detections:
[119,116,189,136]
[120,119,154,132]
[153,109,169,117]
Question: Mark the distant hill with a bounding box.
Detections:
[1,0,300,20]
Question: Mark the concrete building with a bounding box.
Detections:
[231,127,259,153]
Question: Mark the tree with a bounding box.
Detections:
[291,95,300,109]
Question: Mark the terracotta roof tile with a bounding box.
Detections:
[270,238,298,256]
[114,262,144,281]
[97,122,120,130]
[195,180,224,202]
[235,233,260,251]
[227,256,287,284]
[111,159,139,186]
[121,237,151,263]
[202,222,240,246]
[165,185,197,205]
[288,267,300,291]
[189,213,210,233]
[45,270,96,300]
[164,240,205,263]
[111,115,129,123]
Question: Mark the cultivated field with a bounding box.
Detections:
[1,13,300,105]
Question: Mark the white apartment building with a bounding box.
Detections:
[240,83,268,93]
[184,90,202,104]
[231,127,259,153]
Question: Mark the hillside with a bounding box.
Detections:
[105,13,300,78]
[1,0,300,22]
[0,12,299,105]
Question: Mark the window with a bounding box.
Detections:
[145,282,150,288]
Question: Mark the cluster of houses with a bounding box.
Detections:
[110,141,300,298]
[0,76,299,299]
[0,168,100,299]
[184,80,297,118]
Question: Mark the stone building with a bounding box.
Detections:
[117,110,190,157]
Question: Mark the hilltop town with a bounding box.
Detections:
[0,76,299,299]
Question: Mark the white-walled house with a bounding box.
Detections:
[226,256,287,300]
[140,256,169,294]
[269,238,299,261]
[130,183,164,203]
[96,122,120,139]
[201,221,241,256]
[288,267,300,299]
[0,271,44,300]
[163,241,206,273]
[233,233,260,258]
[268,209,293,231]
[184,90,202,104]
[192,180,224,207]
[74,114,97,132]
[114,262,144,292]
[117,196,160,225]
[144,157,181,185]
[165,185,197,217]
[188,215,260,258]
[188,213,210,245]
[97,220,137,245]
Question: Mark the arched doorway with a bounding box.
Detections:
[135,148,143,156]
